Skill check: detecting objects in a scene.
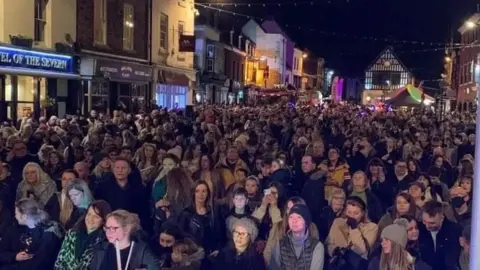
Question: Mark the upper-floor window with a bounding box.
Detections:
[177,21,185,61]
[123,4,134,50]
[207,44,214,58]
[94,0,107,44]
[34,0,47,42]
[160,13,168,50]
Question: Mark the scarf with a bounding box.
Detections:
[74,229,102,260]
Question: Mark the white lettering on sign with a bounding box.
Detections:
[0,51,69,71]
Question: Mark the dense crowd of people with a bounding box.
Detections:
[0,103,475,270]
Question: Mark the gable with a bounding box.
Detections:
[366,47,410,73]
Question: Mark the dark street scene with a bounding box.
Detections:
[0,0,479,269]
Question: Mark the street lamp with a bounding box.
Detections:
[302,53,308,59]
[466,21,477,29]
[445,56,452,62]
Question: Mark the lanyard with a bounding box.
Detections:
[115,241,135,270]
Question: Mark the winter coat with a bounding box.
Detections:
[177,206,223,254]
[418,219,462,270]
[367,255,432,270]
[214,158,249,191]
[213,245,266,270]
[0,221,64,270]
[347,189,383,224]
[301,170,327,219]
[326,217,378,259]
[89,240,161,270]
[251,203,282,262]
[54,229,104,270]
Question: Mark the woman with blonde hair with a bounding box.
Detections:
[90,210,160,269]
[16,162,57,208]
[62,179,94,230]
[347,171,384,223]
[368,218,431,270]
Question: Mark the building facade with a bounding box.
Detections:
[194,24,226,104]
[153,0,196,110]
[242,19,289,88]
[220,30,246,104]
[0,0,79,121]
[363,46,412,103]
[293,48,304,89]
[457,13,480,103]
[77,0,153,114]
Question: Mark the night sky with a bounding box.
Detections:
[197,0,477,80]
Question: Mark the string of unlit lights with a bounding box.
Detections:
[196,0,349,6]
[195,2,464,47]
[335,43,480,56]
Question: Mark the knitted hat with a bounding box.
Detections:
[289,204,312,227]
[233,217,258,242]
[381,218,409,248]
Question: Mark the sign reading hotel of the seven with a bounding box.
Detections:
[0,47,73,73]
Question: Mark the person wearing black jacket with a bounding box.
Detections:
[300,155,327,219]
[95,158,151,232]
[418,201,462,270]
[0,198,64,270]
[6,140,39,186]
[214,217,266,270]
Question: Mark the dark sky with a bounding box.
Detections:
[197,0,478,80]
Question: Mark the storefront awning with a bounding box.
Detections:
[0,67,80,79]
[157,69,190,86]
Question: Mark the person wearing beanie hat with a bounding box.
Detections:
[367,218,432,270]
[269,204,325,270]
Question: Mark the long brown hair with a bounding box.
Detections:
[379,241,414,270]
[165,168,193,208]
[393,192,417,219]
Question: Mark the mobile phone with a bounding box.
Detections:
[264,188,271,195]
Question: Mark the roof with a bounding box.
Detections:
[261,20,293,42]
[364,46,410,74]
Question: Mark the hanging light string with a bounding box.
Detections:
[196,1,348,7]
[195,2,464,47]
[336,43,478,57]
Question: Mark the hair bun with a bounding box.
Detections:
[393,218,409,230]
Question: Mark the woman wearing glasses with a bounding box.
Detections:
[89,209,160,270]
[54,200,111,270]
[214,217,266,270]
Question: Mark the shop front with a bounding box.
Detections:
[0,45,79,121]
[80,57,153,114]
[156,68,195,109]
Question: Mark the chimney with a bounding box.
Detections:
[230,29,234,45]
[238,35,243,49]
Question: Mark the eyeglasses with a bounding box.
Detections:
[233,231,249,238]
[103,226,121,233]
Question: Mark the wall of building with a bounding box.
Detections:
[293,48,303,76]
[152,0,195,69]
[194,24,220,71]
[224,48,245,84]
[77,0,149,60]
[0,0,76,47]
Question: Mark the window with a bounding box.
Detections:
[123,4,134,50]
[206,44,214,58]
[94,0,107,44]
[160,13,168,50]
[34,0,47,42]
[177,21,185,61]
[207,59,214,72]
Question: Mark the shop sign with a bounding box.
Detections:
[179,35,195,52]
[0,46,74,73]
[96,59,153,82]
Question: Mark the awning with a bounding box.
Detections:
[0,67,80,79]
[157,69,190,86]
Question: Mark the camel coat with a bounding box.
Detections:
[326,217,378,259]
